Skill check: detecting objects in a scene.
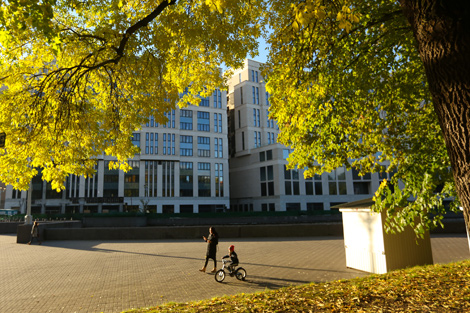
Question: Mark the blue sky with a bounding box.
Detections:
[250,36,269,63]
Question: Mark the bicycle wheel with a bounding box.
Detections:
[215,269,225,283]
[235,267,246,281]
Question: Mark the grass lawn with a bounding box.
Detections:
[124,260,470,312]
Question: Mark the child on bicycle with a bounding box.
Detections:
[222,245,239,273]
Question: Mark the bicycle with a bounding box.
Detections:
[214,258,247,282]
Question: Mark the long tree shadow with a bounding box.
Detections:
[40,239,357,276]
[83,245,356,275]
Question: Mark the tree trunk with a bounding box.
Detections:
[400,0,470,248]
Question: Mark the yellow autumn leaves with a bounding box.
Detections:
[292,2,361,32]
[0,0,265,191]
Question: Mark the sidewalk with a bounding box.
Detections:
[1,234,468,313]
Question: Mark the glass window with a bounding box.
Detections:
[266,150,273,160]
[268,182,274,196]
[354,182,370,195]
[284,165,291,180]
[198,175,211,197]
[261,182,267,196]
[154,133,158,155]
[144,161,158,197]
[161,161,175,197]
[315,181,323,195]
[286,203,301,211]
[293,181,300,195]
[305,182,314,195]
[197,111,210,132]
[218,138,223,158]
[180,162,193,197]
[124,160,139,197]
[285,181,292,195]
[267,165,273,180]
[197,136,210,157]
[253,108,257,127]
[180,135,193,156]
[214,113,218,132]
[131,133,140,148]
[329,168,346,195]
[260,167,266,181]
[103,161,119,198]
[215,163,224,197]
[328,182,337,195]
[200,96,210,107]
[145,133,150,154]
[163,109,176,128]
[260,165,274,196]
[180,109,193,130]
[307,203,324,211]
[218,114,222,133]
[337,166,346,180]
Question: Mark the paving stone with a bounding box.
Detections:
[0,234,468,313]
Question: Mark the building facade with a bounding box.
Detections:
[227,59,391,212]
[2,59,392,215]
[2,89,230,214]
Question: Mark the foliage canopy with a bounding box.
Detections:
[263,0,458,235]
[0,0,264,190]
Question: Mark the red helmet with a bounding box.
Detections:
[229,245,235,251]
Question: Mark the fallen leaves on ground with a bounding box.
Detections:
[124,260,470,312]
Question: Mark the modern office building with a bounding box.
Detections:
[227,59,391,212]
[2,88,230,214]
[2,59,391,215]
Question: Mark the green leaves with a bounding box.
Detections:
[264,0,457,235]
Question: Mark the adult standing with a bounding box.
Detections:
[28,220,41,245]
[199,226,219,273]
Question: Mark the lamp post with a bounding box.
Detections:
[25,181,32,225]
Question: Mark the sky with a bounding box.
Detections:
[250,36,269,64]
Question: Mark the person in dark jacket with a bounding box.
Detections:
[199,227,219,273]
[222,245,239,273]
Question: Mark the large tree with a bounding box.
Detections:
[264,0,470,237]
[0,0,264,190]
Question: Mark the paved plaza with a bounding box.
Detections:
[1,234,469,313]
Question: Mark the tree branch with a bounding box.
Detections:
[115,0,177,59]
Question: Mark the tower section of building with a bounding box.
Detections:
[227,59,388,212]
